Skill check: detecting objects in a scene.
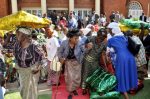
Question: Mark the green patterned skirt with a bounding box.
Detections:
[81,55,100,89]
[86,68,120,99]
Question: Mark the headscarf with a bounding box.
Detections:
[112,27,124,36]
[107,22,119,29]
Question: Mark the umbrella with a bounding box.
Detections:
[0,11,51,31]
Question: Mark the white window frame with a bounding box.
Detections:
[74,8,92,19]
[128,1,143,18]
[22,7,42,17]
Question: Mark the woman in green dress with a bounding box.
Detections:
[81,28,107,95]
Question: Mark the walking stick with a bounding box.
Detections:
[54,61,62,99]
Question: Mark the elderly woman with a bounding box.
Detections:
[107,27,137,99]
[58,29,84,99]
[81,28,107,95]
[0,35,5,99]
[14,27,44,99]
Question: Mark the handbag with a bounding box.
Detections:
[128,36,141,56]
[50,56,62,72]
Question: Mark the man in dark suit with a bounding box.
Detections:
[139,12,147,22]
[109,11,116,22]
[143,28,150,69]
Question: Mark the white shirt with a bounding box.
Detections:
[142,16,145,21]
[59,31,67,41]
[106,33,115,54]
[99,17,106,23]
[92,14,95,22]
[107,33,112,40]
[45,37,60,61]
[53,30,67,42]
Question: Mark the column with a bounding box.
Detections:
[11,0,18,13]
[95,0,100,15]
[69,0,74,13]
[41,0,47,16]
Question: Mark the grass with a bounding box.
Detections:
[4,91,21,99]
[38,94,51,99]
[4,91,51,99]
[119,79,150,99]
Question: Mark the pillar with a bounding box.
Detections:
[11,0,18,13]
[95,0,100,15]
[69,0,74,13]
[41,0,47,16]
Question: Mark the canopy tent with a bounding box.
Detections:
[0,11,51,32]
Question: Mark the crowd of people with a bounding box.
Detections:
[0,10,150,99]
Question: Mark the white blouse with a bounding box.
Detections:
[45,37,60,61]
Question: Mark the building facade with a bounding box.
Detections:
[0,0,150,19]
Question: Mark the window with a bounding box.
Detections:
[22,8,42,17]
[74,8,92,19]
[128,1,143,18]
[47,8,69,19]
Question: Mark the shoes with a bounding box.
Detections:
[38,79,47,84]
[82,89,87,95]
[129,83,144,95]
[72,90,78,96]
[68,95,72,99]
[47,82,60,86]
[52,82,60,86]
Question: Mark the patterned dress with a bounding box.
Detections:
[82,36,106,89]
[132,36,147,79]
[58,39,84,92]
[14,42,43,99]
[65,46,81,92]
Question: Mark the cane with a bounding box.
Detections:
[54,60,62,99]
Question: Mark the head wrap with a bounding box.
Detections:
[17,27,32,35]
[107,22,119,29]
[112,27,124,36]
